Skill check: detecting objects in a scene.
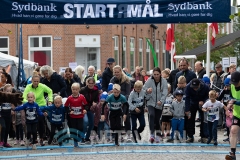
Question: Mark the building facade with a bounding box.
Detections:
[0,23,168,73]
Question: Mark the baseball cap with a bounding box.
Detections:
[107,58,115,63]
[215,63,222,68]
[174,90,184,95]
[113,84,121,91]
[100,91,108,101]
[230,71,240,85]
[190,78,200,88]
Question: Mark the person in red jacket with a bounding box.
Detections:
[64,82,87,147]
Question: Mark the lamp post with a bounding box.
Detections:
[162,31,169,69]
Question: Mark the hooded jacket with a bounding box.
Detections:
[128,89,146,114]
[143,76,168,110]
[174,69,197,90]
[185,79,210,112]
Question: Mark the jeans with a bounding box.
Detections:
[208,120,218,141]
[85,111,94,141]
[131,113,146,142]
[83,114,88,135]
[171,118,184,139]
[97,121,110,139]
[186,106,204,138]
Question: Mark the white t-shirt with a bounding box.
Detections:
[202,100,224,122]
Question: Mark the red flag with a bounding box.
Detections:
[166,24,176,62]
[208,23,218,46]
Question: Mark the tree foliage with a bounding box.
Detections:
[175,23,239,66]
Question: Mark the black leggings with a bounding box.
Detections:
[16,124,24,141]
[37,116,45,139]
[0,116,11,143]
[109,111,122,144]
[26,123,38,144]
[49,123,64,144]
[69,118,83,142]
[147,106,162,135]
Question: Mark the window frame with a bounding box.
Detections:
[130,37,135,72]
[28,36,52,67]
[139,38,143,67]
[0,36,9,54]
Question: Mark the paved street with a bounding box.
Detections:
[1,113,240,160]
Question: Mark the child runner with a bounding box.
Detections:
[41,95,65,146]
[101,84,128,146]
[12,91,25,146]
[161,84,174,137]
[64,83,87,147]
[128,80,146,143]
[167,90,185,143]
[0,84,15,147]
[202,90,227,146]
[14,92,43,150]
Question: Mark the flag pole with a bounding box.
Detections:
[206,25,211,77]
[170,42,174,70]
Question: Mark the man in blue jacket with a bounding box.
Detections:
[185,78,209,143]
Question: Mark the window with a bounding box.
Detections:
[155,40,159,65]
[146,39,150,71]
[139,38,143,67]
[122,36,126,67]
[0,37,9,54]
[29,36,52,66]
[114,36,119,65]
[130,38,135,72]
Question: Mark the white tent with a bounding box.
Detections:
[0,52,38,86]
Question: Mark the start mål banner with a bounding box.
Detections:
[0,0,231,24]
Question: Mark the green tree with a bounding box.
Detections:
[175,23,238,65]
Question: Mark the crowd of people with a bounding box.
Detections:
[0,57,240,160]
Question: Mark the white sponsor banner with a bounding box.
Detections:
[230,57,237,66]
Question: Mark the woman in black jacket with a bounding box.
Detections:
[40,65,67,98]
[80,77,99,143]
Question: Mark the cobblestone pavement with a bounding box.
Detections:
[1,113,239,160]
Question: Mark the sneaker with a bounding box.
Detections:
[20,140,25,146]
[0,142,4,147]
[166,139,174,143]
[223,138,229,142]
[74,141,79,147]
[40,139,45,146]
[213,140,218,146]
[26,140,30,148]
[186,138,194,143]
[155,136,161,143]
[224,132,227,136]
[149,136,155,143]
[126,135,133,142]
[85,139,91,145]
[79,139,86,145]
[3,143,12,148]
[32,144,37,150]
[14,140,19,145]
[225,152,236,160]
[207,138,212,144]
[115,142,120,146]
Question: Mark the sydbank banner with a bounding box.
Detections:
[0,0,230,24]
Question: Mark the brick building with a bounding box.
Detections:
[0,23,168,73]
